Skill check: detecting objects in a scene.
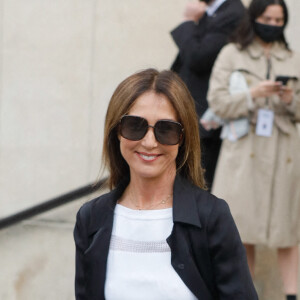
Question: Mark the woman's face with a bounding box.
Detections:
[119,91,180,182]
[256,4,284,26]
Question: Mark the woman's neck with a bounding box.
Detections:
[119,172,176,210]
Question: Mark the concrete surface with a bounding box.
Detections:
[0,193,99,300]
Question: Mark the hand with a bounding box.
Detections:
[278,85,294,104]
[183,1,207,22]
[200,119,220,131]
[250,80,282,99]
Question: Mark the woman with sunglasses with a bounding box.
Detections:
[207,0,300,298]
[74,68,257,299]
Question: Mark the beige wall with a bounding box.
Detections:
[0,1,96,216]
[0,0,299,217]
[0,0,184,218]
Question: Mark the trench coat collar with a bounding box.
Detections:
[88,174,202,235]
[247,39,291,61]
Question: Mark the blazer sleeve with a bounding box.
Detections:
[207,199,258,299]
[74,205,89,300]
[171,8,244,76]
[171,20,230,75]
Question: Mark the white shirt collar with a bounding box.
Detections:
[206,0,227,16]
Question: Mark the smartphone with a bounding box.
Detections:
[275,75,297,86]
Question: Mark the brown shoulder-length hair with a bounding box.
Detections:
[102,68,205,190]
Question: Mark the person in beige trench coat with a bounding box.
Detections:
[207,0,300,298]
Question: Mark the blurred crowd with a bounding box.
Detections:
[170,0,300,298]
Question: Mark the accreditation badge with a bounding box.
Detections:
[255,109,274,137]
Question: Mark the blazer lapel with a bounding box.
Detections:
[167,225,214,300]
[168,176,214,299]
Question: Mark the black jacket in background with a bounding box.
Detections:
[171,0,245,138]
[74,175,258,299]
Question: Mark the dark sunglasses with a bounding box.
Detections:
[119,115,184,145]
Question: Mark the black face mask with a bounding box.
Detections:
[254,22,284,43]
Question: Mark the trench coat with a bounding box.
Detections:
[207,41,300,247]
[74,175,257,299]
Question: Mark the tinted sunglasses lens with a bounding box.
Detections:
[155,120,182,145]
[120,116,148,140]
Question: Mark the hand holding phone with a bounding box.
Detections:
[250,80,281,99]
[275,75,297,104]
[275,75,297,86]
[278,85,294,104]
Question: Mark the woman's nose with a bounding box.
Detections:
[141,127,158,148]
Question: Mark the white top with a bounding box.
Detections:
[206,0,227,16]
[104,204,197,300]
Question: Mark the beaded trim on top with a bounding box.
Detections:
[109,235,170,253]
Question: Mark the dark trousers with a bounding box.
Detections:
[201,137,222,192]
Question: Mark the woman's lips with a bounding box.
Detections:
[136,152,161,162]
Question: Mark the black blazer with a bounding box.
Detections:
[171,0,245,138]
[74,176,258,299]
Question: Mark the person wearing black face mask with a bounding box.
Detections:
[253,21,284,43]
[170,0,245,192]
[207,0,300,299]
